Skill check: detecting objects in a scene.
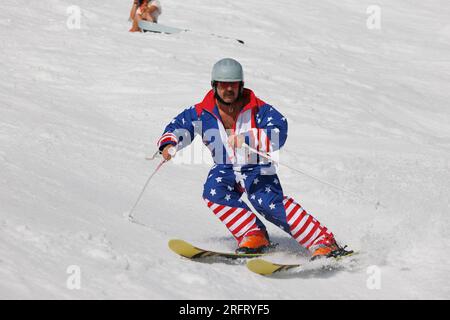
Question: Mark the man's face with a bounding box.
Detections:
[216,81,241,104]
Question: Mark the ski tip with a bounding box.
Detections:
[168,239,203,259]
[168,239,189,252]
[246,259,282,276]
[247,259,301,276]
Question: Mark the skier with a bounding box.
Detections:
[157,58,348,259]
[129,0,162,32]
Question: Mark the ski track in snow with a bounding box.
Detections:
[0,0,449,299]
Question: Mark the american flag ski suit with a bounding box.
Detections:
[157,89,335,251]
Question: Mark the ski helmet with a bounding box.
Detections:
[211,58,244,104]
[211,58,244,85]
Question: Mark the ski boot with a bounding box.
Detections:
[310,242,354,261]
[235,230,271,254]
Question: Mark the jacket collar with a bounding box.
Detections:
[195,88,266,117]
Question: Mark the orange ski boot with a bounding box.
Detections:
[236,230,270,254]
[310,241,353,261]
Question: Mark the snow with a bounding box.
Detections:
[1,0,449,299]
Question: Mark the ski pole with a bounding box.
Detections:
[242,143,383,209]
[145,150,161,160]
[127,158,167,221]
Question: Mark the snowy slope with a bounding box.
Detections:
[1,0,449,299]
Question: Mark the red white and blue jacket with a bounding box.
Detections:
[157,88,288,171]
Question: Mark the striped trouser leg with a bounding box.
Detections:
[282,196,335,250]
[204,199,263,244]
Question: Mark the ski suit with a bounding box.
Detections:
[157,89,335,251]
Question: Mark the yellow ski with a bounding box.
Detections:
[168,239,265,260]
[247,251,358,276]
[246,259,300,275]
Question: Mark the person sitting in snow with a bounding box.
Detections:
[129,0,162,32]
[157,58,352,259]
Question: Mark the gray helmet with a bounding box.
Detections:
[211,58,244,85]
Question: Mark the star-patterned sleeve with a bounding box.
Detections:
[253,104,288,151]
[157,106,199,152]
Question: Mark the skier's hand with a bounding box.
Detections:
[161,145,176,161]
[228,134,245,149]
